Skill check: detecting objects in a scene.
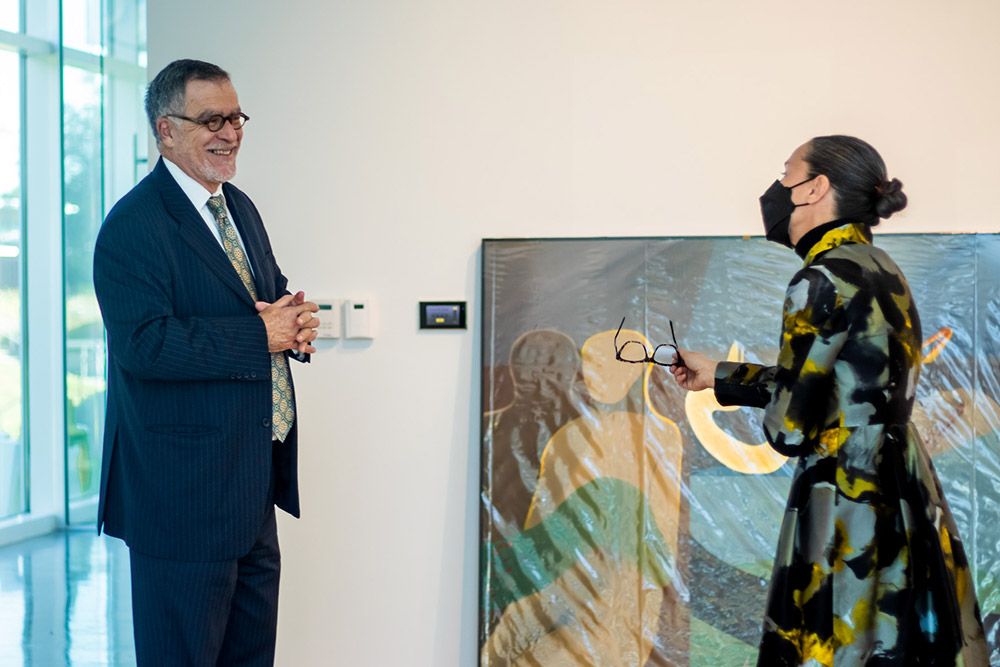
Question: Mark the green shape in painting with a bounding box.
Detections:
[483,476,673,614]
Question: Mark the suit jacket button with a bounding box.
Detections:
[250,371,257,379]
[262,417,271,427]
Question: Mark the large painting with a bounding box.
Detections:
[479,235,1000,666]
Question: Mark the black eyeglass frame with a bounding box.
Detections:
[165,112,250,132]
[613,317,684,368]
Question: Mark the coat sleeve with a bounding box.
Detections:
[714,361,778,409]
[94,205,272,382]
[715,266,848,457]
[269,247,310,365]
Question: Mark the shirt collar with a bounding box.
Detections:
[162,157,224,210]
[795,218,872,264]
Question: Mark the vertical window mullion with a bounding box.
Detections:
[19,31,29,516]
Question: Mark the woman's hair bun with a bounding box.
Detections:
[874,177,907,220]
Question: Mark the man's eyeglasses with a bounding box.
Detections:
[166,112,250,132]
[614,317,684,368]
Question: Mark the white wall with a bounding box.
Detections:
[147,2,1000,664]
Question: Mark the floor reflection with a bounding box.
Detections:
[0,531,133,666]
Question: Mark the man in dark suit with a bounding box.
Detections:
[93,59,319,666]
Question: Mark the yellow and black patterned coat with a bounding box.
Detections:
[714,221,988,666]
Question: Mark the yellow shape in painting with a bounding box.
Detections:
[685,342,788,474]
[483,556,663,667]
[503,324,687,666]
[526,410,684,561]
[921,327,952,364]
[582,327,646,404]
[527,327,685,558]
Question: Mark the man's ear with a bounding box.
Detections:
[156,117,175,148]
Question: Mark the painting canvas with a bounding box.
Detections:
[479,235,1000,666]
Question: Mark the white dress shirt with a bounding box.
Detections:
[162,157,255,277]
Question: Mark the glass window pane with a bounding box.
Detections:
[63,65,104,523]
[0,50,25,520]
[64,0,146,526]
[0,0,18,33]
[62,0,103,56]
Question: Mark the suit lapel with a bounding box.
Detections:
[152,159,256,307]
[225,183,276,303]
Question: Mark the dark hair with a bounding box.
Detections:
[805,135,907,225]
[145,59,231,143]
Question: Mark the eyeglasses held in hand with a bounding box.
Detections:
[166,112,250,132]
[614,317,684,368]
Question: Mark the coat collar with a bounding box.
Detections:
[797,219,872,265]
[223,180,277,303]
[151,157,258,306]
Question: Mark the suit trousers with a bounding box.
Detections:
[129,471,281,667]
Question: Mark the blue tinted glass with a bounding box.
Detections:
[0,0,18,33]
[0,49,25,519]
[63,65,105,522]
[62,0,102,55]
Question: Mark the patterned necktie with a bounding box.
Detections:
[207,195,295,442]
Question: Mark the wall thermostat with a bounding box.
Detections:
[419,301,466,329]
[314,299,342,339]
[344,299,374,339]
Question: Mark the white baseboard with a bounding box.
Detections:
[0,513,61,548]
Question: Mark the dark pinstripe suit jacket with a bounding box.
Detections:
[94,158,301,561]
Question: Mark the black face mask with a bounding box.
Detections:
[759,177,816,248]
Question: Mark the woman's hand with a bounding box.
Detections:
[670,349,718,392]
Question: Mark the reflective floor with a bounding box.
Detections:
[0,531,134,666]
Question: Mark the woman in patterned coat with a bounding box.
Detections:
[671,136,988,666]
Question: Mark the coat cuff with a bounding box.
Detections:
[714,361,771,409]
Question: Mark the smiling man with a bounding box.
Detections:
[93,59,319,666]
